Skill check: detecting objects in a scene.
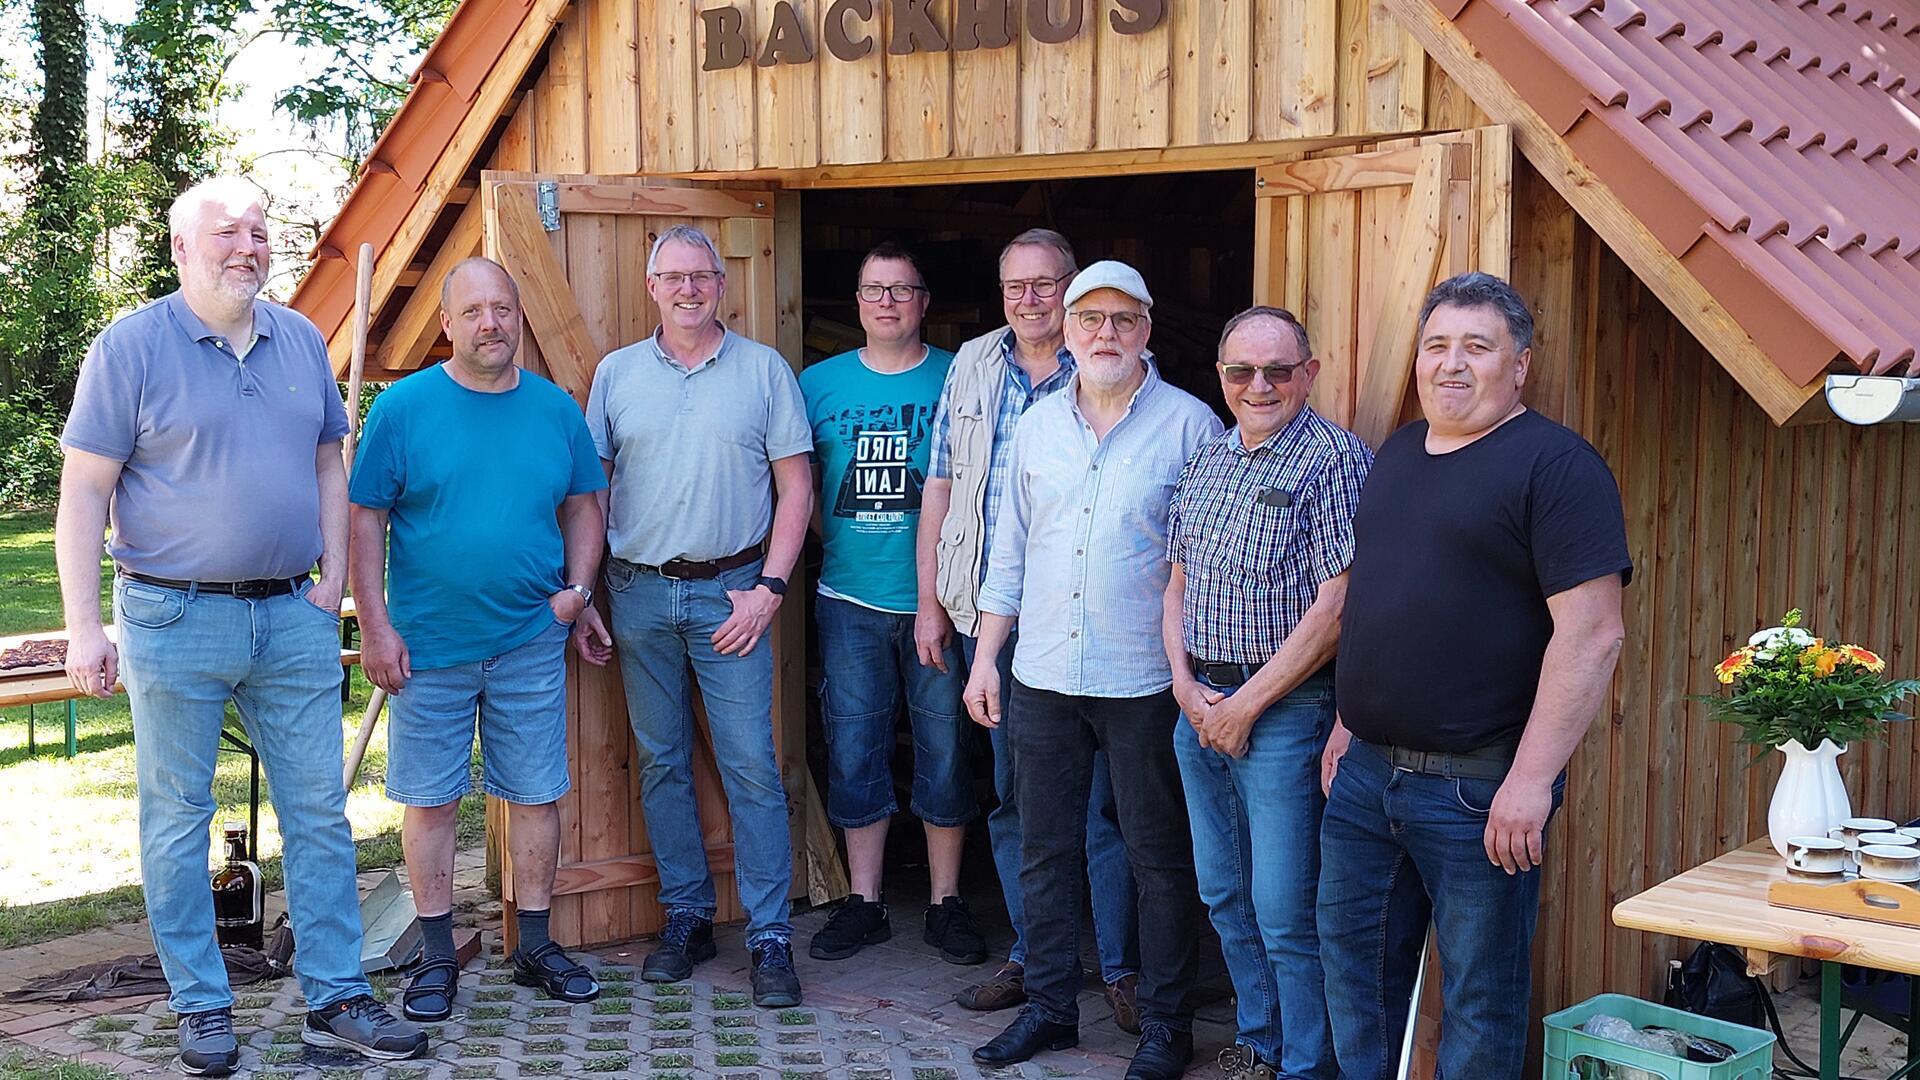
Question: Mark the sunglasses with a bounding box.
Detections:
[1218,360,1310,385]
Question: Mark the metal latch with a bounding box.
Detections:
[536,181,560,232]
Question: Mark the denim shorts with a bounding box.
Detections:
[815,594,975,829]
[385,619,572,806]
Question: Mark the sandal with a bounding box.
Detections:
[401,956,460,1022]
[511,941,600,1003]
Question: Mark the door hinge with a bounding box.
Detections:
[536,181,560,232]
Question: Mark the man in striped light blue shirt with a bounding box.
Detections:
[963,261,1222,1080]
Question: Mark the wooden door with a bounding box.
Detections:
[1251,128,1512,1078]
[1253,126,1513,448]
[479,173,841,948]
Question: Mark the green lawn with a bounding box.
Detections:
[0,1047,121,1080]
[0,511,486,947]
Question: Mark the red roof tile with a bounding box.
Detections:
[1461,0,1920,375]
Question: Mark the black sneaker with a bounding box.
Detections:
[176,1007,239,1076]
[642,909,717,983]
[809,894,891,960]
[749,938,803,1007]
[301,995,428,1061]
[923,896,989,965]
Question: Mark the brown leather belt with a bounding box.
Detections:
[120,568,309,598]
[639,545,763,581]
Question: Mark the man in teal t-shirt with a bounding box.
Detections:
[798,243,985,968]
[348,257,608,1022]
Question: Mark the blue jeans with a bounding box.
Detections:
[1175,670,1336,1077]
[1316,740,1563,1080]
[961,632,1138,978]
[605,558,793,943]
[384,619,571,806]
[114,576,371,1015]
[815,595,974,828]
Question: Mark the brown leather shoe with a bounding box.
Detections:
[955,961,1027,1012]
[1105,972,1142,1035]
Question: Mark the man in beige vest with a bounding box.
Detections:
[915,229,1142,1029]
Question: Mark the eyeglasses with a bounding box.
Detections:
[856,283,929,304]
[651,270,722,289]
[1070,309,1147,334]
[1218,360,1310,385]
[999,273,1072,301]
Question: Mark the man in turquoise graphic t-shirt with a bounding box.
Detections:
[798,242,984,967]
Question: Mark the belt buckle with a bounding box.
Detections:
[232,579,273,599]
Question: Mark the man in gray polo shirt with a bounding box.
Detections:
[585,224,813,1008]
[56,176,425,1077]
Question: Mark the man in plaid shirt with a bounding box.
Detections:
[1159,306,1371,1080]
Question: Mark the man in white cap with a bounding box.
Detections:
[963,261,1222,1080]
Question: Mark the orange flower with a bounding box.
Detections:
[1809,648,1841,677]
[1839,645,1887,673]
[1716,649,1755,684]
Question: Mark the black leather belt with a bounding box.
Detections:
[1363,738,1517,781]
[637,544,763,581]
[1189,655,1259,687]
[119,568,309,598]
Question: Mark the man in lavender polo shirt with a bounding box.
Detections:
[56,177,425,1077]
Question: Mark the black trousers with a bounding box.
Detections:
[1007,679,1199,1027]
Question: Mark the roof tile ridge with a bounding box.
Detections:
[1506,0,1638,109]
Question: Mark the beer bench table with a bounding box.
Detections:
[1613,838,1920,1079]
[0,625,365,860]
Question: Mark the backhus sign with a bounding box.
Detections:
[699,0,1168,71]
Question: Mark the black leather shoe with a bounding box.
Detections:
[642,910,716,983]
[972,1006,1078,1066]
[1123,1021,1194,1080]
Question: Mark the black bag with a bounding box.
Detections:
[1664,942,1764,1028]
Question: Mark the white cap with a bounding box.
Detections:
[1062,259,1153,310]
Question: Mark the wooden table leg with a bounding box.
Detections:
[1821,960,1841,1080]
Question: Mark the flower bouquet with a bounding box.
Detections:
[1704,610,1920,856]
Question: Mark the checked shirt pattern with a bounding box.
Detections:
[1168,406,1373,666]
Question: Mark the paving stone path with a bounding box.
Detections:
[65,929,1148,1078]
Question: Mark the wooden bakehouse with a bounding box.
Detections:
[288,0,1920,1039]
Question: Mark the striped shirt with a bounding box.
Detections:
[1168,406,1373,665]
[979,365,1224,697]
[927,331,1076,583]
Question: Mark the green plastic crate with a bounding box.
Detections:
[1543,993,1775,1080]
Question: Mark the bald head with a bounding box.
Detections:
[441,257,519,311]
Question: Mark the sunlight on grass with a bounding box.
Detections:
[0,511,110,635]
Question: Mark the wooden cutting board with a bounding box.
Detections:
[1768,876,1920,929]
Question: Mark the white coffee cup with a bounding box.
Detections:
[1832,818,1900,849]
[1856,844,1920,883]
[1785,836,1849,875]
[1861,832,1918,848]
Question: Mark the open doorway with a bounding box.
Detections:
[798,170,1257,419]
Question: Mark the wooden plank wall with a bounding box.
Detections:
[1510,161,1920,1028]
[500,0,1446,173]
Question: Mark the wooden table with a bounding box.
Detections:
[1614,839,1920,1079]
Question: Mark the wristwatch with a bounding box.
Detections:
[755,575,788,596]
[565,584,593,606]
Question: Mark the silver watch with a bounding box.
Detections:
[565,584,593,606]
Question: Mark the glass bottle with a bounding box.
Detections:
[211,822,264,950]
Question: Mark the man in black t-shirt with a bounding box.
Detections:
[1317,273,1630,1080]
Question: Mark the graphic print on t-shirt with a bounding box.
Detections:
[826,401,933,528]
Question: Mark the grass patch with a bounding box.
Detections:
[776,1010,813,1025]
[649,1052,693,1068]
[712,1013,754,1027]
[519,1060,564,1075]
[709,992,750,1010]
[716,1031,759,1046]
[467,1021,507,1037]
[0,1047,124,1080]
[523,1038,564,1054]
[714,1050,760,1066]
[584,1037,626,1051]
[465,1005,510,1021]
[580,1056,631,1073]
[651,1016,691,1031]
[590,998,631,1015]
[86,1016,134,1033]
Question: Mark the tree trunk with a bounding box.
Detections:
[22,0,89,401]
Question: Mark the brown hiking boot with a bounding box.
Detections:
[955,961,1027,1012]
[1105,971,1142,1035]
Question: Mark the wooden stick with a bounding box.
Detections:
[341,242,378,789]
[343,687,387,789]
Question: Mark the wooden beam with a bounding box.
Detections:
[551,183,773,218]
[1352,142,1449,448]
[1382,0,1819,425]
[324,0,572,373]
[1255,139,1468,197]
[489,182,604,401]
[374,197,485,373]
